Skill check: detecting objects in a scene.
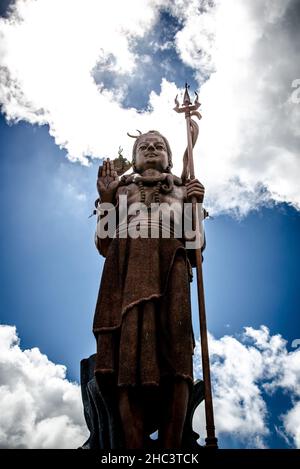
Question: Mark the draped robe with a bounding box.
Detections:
[93,174,204,389]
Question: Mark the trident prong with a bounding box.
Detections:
[174,83,201,115]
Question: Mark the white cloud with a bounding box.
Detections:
[172,0,300,215]
[282,402,300,448]
[193,325,300,448]
[1,323,300,448]
[0,325,88,448]
[0,0,167,164]
[0,0,300,216]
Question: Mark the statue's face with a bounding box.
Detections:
[135,134,169,173]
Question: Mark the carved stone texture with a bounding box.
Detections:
[80,354,204,450]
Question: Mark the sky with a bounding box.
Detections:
[0,0,300,450]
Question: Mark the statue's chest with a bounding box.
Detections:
[117,185,186,232]
[124,184,184,207]
[132,185,160,207]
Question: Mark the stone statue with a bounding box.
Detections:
[86,130,205,449]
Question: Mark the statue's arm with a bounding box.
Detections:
[94,159,120,257]
[183,181,206,267]
[97,158,119,204]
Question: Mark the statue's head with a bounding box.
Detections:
[131,130,173,174]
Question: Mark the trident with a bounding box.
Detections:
[174,83,218,449]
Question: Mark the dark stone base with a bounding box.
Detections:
[80,354,204,450]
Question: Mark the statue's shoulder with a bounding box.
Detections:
[172,174,185,186]
[116,173,139,195]
[169,174,187,201]
[119,172,138,185]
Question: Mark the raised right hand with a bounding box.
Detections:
[97,158,119,203]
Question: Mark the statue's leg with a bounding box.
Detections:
[158,378,190,448]
[118,386,144,449]
[157,251,193,448]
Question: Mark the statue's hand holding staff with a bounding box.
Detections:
[186,179,205,203]
[97,158,119,203]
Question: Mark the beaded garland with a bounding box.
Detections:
[138,180,162,207]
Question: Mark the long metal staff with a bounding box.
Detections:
[174,84,218,449]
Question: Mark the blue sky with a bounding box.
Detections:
[0,0,300,450]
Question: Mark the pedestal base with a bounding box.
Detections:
[80,354,204,450]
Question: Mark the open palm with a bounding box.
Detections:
[97,158,119,203]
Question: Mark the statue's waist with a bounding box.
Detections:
[115,217,182,238]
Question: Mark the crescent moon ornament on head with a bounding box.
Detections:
[127,130,142,138]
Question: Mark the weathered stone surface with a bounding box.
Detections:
[80,354,204,450]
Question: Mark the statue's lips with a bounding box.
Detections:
[145,154,159,159]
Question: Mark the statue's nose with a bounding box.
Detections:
[147,144,155,151]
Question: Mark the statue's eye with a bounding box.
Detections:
[156,145,164,150]
[139,145,147,150]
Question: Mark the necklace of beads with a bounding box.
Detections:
[138,180,162,207]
